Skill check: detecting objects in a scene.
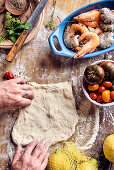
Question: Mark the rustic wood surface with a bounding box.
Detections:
[0,0,113,169]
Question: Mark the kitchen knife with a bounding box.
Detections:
[5,0,48,62]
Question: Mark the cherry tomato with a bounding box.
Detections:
[102,81,112,88]
[110,91,114,100]
[89,93,97,100]
[98,86,106,93]
[102,90,110,103]
[88,84,99,91]
[4,72,14,80]
[97,94,103,103]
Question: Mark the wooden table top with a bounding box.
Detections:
[0,0,113,169]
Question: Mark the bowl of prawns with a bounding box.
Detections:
[49,0,114,60]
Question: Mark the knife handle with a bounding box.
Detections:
[5,30,29,62]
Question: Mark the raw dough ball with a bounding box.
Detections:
[12,82,78,146]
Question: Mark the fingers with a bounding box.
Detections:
[13,77,25,84]
[19,98,32,107]
[32,140,46,158]
[22,141,37,158]
[12,144,22,165]
[12,141,49,170]
[38,142,49,163]
[21,90,34,100]
[41,153,49,170]
[19,84,33,91]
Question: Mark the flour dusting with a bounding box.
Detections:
[0,4,113,169]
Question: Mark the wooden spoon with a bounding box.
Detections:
[0,0,30,15]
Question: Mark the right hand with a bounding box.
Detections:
[0,77,34,110]
[12,141,49,170]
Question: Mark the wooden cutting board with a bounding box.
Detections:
[0,0,44,49]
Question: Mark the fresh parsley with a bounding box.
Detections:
[0,12,31,43]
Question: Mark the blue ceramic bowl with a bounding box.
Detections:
[49,0,114,58]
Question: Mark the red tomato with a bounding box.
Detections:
[110,91,114,100]
[102,90,110,103]
[97,94,103,103]
[98,86,106,93]
[89,93,97,100]
[102,81,112,88]
[4,72,14,80]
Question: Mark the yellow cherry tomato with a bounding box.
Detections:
[102,90,110,103]
[88,84,99,91]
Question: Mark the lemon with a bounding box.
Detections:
[47,142,98,170]
[76,158,98,170]
[63,142,88,162]
[103,134,114,163]
[47,148,72,170]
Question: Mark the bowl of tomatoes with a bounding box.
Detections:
[82,60,114,107]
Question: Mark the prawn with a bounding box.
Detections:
[74,32,100,59]
[74,10,100,27]
[70,23,89,38]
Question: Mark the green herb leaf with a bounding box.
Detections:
[8,30,14,35]
[0,12,31,44]
[45,0,58,30]
[8,36,16,43]
[17,24,25,29]
[24,23,31,30]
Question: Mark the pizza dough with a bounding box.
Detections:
[12,82,78,146]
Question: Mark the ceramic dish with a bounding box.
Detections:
[49,0,114,58]
[82,60,114,107]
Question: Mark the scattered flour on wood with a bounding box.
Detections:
[0,5,113,168]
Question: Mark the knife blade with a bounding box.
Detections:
[5,0,48,62]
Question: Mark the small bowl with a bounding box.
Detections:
[1,0,30,15]
[82,60,114,107]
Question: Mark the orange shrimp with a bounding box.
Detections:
[74,10,100,27]
[70,23,89,38]
[74,32,100,59]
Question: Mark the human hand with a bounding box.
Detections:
[12,141,49,170]
[0,77,34,110]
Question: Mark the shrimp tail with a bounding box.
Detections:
[73,32,100,59]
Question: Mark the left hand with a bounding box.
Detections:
[12,141,49,170]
